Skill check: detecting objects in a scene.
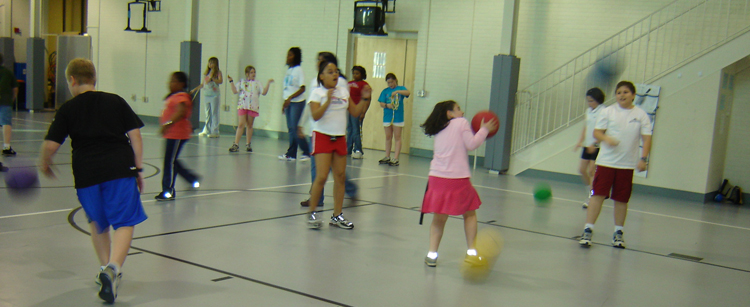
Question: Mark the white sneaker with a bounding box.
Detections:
[278,154,296,161]
[298,155,311,162]
[198,131,208,136]
[352,151,363,159]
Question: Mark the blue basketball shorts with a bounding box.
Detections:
[76,177,147,233]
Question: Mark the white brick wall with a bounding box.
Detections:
[92,0,722,151]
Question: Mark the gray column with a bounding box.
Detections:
[181,41,202,131]
[484,55,520,173]
[26,38,45,110]
[181,0,201,131]
[26,0,44,110]
[0,38,15,75]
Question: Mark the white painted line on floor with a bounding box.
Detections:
[140,174,400,204]
[0,208,74,220]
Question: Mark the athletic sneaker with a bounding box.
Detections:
[378,157,391,164]
[2,147,16,156]
[330,213,354,229]
[208,134,220,138]
[95,266,122,286]
[0,162,7,172]
[155,191,175,201]
[579,228,593,247]
[308,211,323,229]
[424,255,438,267]
[298,155,311,162]
[278,154,296,161]
[352,151,363,159]
[229,144,240,152]
[98,265,119,303]
[192,181,200,189]
[246,144,253,152]
[388,159,399,166]
[198,131,208,136]
[612,230,626,248]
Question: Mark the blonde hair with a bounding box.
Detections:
[65,58,96,85]
[204,57,220,76]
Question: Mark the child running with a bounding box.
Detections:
[39,58,147,303]
[574,88,605,208]
[579,81,652,249]
[156,72,201,201]
[420,100,498,267]
[227,66,273,152]
[306,59,371,229]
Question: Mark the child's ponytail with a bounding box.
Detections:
[421,100,458,136]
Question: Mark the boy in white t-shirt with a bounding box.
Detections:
[579,81,653,249]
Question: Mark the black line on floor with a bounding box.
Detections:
[129,246,352,306]
[380,203,750,274]
[127,252,143,256]
[132,203,376,240]
[211,276,233,282]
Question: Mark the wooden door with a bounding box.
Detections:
[353,37,417,154]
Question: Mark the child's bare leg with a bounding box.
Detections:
[109,226,134,268]
[429,214,449,252]
[89,223,111,266]
[585,195,606,224]
[246,116,255,145]
[234,115,247,145]
[393,126,403,160]
[463,210,477,250]
[384,126,393,158]
[614,201,628,227]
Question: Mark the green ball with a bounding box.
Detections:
[533,183,552,202]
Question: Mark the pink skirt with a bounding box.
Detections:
[421,176,481,215]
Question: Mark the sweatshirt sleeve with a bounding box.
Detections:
[459,118,488,151]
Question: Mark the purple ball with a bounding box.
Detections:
[5,167,39,190]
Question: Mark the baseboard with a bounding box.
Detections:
[409,147,485,166]
[138,115,288,139]
[518,169,714,203]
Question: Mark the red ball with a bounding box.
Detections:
[471,110,500,138]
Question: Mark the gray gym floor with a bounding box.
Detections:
[1,111,749,307]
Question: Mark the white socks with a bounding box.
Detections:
[584,223,595,230]
[467,249,477,256]
[3,144,9,149]
[426,251,438,259]
[614,226,624,233]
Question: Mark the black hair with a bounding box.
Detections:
[318,52,346,81]
[615,81,636,95]
[585,87,605,104]
[421,100,458,136]
[167,71,189,99]
[352,66,367,80]
[288,47,302,67]
[385,73,397,82]
[317,60,339,88]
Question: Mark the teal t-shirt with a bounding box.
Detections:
[378,86,409,124]
[0,67,18,106]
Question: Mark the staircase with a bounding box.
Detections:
[510,0,750,165]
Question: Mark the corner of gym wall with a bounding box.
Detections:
[723,58,750,192]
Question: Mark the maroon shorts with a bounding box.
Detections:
[311,131,347,156]
[592,165,634,203]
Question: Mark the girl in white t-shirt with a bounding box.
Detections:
[574,87,605,208]
[306,60,371,230]
[227,66,273,152]
[579,81,652,249]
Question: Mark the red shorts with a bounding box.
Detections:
[238,109,259,117]
[311,131,347,156]
[592,165,634,203]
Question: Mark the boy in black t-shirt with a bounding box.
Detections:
[39,58,146,304]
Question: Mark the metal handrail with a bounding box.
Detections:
[511,0,750,155]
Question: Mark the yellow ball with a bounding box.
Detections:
[461,228,504,282]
